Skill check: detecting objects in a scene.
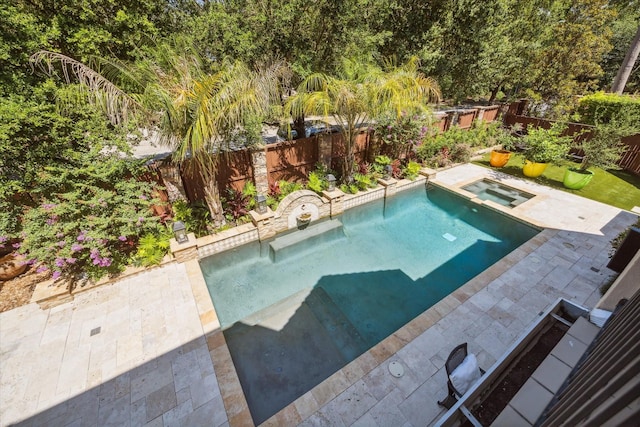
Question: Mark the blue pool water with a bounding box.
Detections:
[200,185,539,423]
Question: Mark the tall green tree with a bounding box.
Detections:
[284,57,440,180]
[0,3,56,94]
[12,0,200,61]
[188,0,383,76]
[31,43,285,224]
[526,0,616,116]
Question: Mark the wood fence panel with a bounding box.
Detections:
[179,151,252,205]
[217,150,253,192]
[169,117,640,204]
[179,161,208,204]
[456,109,477,129]
[434,114,450,132]
[330,132,371,172]
[619,135,640,174]
[481,106,500,122]
[266,137,318,184]
[504,114,594,141]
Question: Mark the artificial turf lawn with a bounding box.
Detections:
[473,153,640,211]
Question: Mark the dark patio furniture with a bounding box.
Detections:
[437,343,485,409]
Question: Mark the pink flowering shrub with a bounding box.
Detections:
[13,153,163,282]
[374,112,432,160]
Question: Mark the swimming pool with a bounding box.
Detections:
[200,185,539,424]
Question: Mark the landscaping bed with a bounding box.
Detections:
[460,322,569,426]
[0,267,47,313]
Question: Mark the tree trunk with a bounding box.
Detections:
[158,163,188,203]
[343,130,355,182]
[202,173,225,226]
[611,25,640,94]
[293,115,306,140]
[489,82,503,103]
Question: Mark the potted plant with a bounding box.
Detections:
[521,123,572,178]
[563,125,626,189]
[489,124,520,168]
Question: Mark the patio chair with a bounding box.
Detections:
[437,343,485,409]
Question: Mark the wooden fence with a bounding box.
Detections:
[170,106,503,204]
[217,150,254,192]
[267,135,318,183]
[619,134,640,174]
[330,132,371,173]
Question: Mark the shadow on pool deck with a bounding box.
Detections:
[9,335,226,427]
[224,238,514,424]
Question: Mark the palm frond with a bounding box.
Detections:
[30,50,142,124]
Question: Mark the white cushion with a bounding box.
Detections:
[449,353,481,396]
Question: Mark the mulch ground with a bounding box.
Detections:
[0,267,49,313]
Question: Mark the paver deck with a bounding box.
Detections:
[1,163,637,427]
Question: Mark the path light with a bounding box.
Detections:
[172,221,188,244]
[384,165,393,179]
[326,174,336,191]
[256,194,267,214]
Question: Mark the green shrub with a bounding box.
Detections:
[279,180,304,197]
[521,123,572,164]
[416,124,487,166]
[403,161,421,180]
[242,181,258,210]
[576,92,640,126]
[375,112,431,159]
[14,155,161,282]
[172,200,211,237]
[132,226,172,266]
[416,137,446,165]
[353,173,376,190]
[574,94,640,172]
[307,171,327,194]
[339,183,360,194]
[450,143,472,164]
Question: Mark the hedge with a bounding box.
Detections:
[577,92,640,126]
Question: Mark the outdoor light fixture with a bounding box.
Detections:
[326,174,336,191]
[172,221,188,244]
[256,194,267,214]
[384,165,393,179]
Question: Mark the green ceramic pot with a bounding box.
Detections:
[563,168,594,190]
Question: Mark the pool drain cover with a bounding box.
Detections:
[388,361,404,378]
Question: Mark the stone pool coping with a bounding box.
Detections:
[186,171,557,426]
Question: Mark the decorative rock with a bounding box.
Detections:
[0,254,27,281]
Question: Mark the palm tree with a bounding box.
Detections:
[284,57,440,180]
[31,44,286,225]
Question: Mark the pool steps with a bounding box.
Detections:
[233,285,368,364]
[306,287,370,362]
[269,219,345,262]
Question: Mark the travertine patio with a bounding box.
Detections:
[1,163,637,427]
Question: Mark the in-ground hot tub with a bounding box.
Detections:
[462,179,535,208]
